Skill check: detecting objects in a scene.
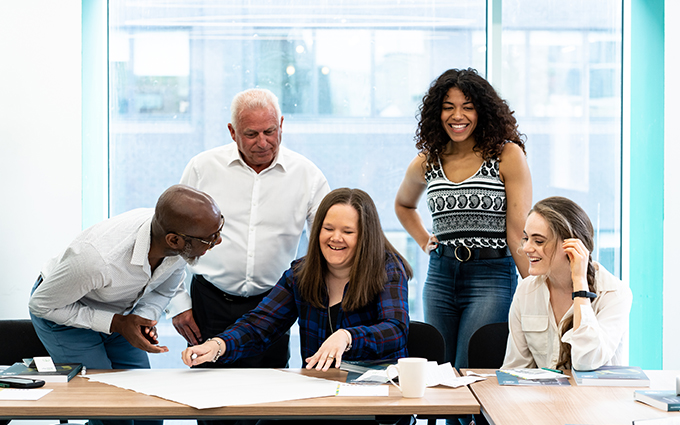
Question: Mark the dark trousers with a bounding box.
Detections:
[191,274,290,425]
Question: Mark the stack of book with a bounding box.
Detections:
[1,362,82,383]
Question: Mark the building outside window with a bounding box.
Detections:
[108,0,621,368]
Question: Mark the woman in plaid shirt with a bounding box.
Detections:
[183,188,413,370]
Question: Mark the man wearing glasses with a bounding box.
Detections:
[29,185,223,373]
[166,88,329,389]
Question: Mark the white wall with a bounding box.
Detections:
[664,1,680,369]
[0,1,82,319]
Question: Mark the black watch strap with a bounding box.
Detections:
[572,290,597,300]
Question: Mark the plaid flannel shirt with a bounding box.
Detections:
[215,255,410,365]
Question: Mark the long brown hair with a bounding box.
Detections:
[296,188,413,311]
[529,197,596,370]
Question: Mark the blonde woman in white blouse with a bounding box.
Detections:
[502,196,632,371]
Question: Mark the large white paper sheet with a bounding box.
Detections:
[86,369,338,409]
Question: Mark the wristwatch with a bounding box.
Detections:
[572,290,597,300]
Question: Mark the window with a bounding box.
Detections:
[502,0,622,270]
[108,0,622,368]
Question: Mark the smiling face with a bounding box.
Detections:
[319,203,360,276]
[440,87,478,146]
[228,106,283,173]
[522,212,570,277]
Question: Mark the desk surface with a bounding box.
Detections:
[464,369,680,425]
[0,368,479,420]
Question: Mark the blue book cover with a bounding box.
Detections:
[634,390,680,411]
[572,365,649,387]
[495,370,570,386]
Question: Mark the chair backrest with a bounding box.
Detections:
[0,319,50,365]
[407,321,446,364]
[467,322,509,369]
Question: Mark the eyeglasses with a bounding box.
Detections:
[173,215,224,249]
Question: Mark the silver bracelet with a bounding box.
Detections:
[207,338,223,362]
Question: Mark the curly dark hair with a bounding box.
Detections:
[416,68,525,163]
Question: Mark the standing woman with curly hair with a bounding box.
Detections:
[395,68,532,369]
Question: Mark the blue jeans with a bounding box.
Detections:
[30,276,151,369]
[423,248,517,369]
[30,313,151,370]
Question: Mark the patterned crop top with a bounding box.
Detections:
[425,157,507,249]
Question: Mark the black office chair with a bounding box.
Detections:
[406,321,446,425]
[406,321,446,364]
[463,323,509,425]
[0,319,51,425]
[0,320,69,425]
[0,319,50,365]
[467,322,509,369]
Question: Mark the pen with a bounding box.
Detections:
[541,367,563,374]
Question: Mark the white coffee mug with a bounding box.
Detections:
[386,357,427,398]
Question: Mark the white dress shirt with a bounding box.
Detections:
[502,262,633,370]
[165,143,329,317]
[29,209,187,334]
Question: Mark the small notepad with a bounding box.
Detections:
[33,356,57,372]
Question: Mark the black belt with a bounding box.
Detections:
[193,274,270,303]
[436,244,510,262]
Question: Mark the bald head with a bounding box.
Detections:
[154,184,221,236]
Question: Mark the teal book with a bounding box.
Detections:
[339,360,395,374]
[495,370,570,386]
[1,362,82,383]
[572,365,649,387]
[340,360,396,384]
[634,390,680,411]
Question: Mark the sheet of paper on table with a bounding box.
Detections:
[86,369,338,409]
[426,362,485,388]
[353,361,484,388]
[0,388,52,400]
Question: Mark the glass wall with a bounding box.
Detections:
[108,0,621,368]
[502,0,622,272]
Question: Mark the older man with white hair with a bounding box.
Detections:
[167,89,329,382]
